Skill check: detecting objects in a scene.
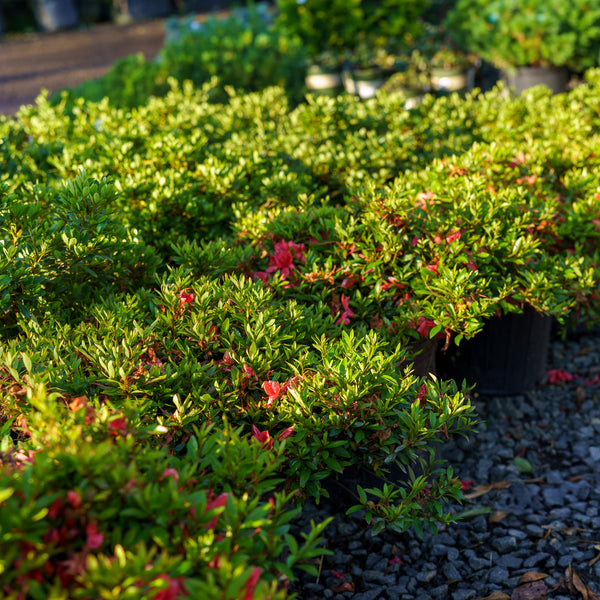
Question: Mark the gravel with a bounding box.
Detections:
[289,329,600,599]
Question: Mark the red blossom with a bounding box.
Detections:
[424,259,439,274]
[262,380,281,406]
[434,235,443,244]
[160,468,179,483]
[414,317,436,339]
[278,425,295,441]
[178,289,194,309]
[388,556,403,566]
[153,575,189,600]
[446,230,461,243]
[547,369,574,385]
[251,425,273,450]
[336,294,355,326]
[242,568,262,600]
[108,416,127,437]
[411,236,419,246]
[459,479,476,491]
[14,449,39,464]
[67,490,82,509]
[85,522,104,550]
[416,382,427,407]
[205,492,229,530]
[416,190,435,210]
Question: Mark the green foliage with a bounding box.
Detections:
[0,381,328,598]
[275,0,430,58]
[445,0,600,71]
[56,8,308,111]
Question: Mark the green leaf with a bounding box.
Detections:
[513,456,533,473]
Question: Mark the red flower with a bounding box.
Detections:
[160,468,179,483]
[446,230,461,243]
[205,492,229,530]
[424,259,439,274]
[459,479,475,491]
[242,568,261,600]
[178,289,194,309]
[547,369,574,384]
[336,294,355,326]
[67,490,82,509]
[388,556,403,566]
[108,416,127,437]
[251,425,273,450]
[262,380,281,406]
[152,575,189,600]
[415,317,436,339]
[416,382,427,407]
[278,425,295,441]
[85,522,104,550]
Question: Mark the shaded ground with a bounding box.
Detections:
[0,18,167,116]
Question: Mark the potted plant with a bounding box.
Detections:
[305,49,345,97]
[444,0,600,94]
[379,50,431,108]
[342,41,390,98]
[423,32,475,95]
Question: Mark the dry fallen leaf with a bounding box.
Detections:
[511,579,548,600]
[464,481,511,499]
[519,572,549,584]
[565,565,600,600]
[577,386,586,410]
[476,592,510,600]
[489,510,511,523]
[331,582,355,593]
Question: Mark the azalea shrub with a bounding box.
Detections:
[4,59,600,598]
[2,267,476,536]
[0,383,327,599]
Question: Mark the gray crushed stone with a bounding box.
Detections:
[289,331,600,599]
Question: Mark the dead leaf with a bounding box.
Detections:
[331,582,354,593]
[464,481,511,499]
[577,386,586,410]
[519,572,549,584]
[588,553,600,568]
[489,510,511,523]
[511,579,548,600]
[476,592,510,600]
[565,565,600,600]
[578,346,595,356]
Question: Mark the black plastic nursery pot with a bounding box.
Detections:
[504,66,569,95]
[436,304,552,396]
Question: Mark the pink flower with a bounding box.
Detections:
[67,490,82,509]
[264,240,307,281]
[388,556,403,566]
[278,425,295,441]
[178,289,194,309]
[336,294,355,326]
[547,369,574,385]
[242,568,261,600]
[424,259,439,274]
[416,382,427,407]
[160,468,179,483]
[415,317,436,339]
[86,522,104,550]
[108,416,127,437]
[152,575,189,600]
[262,380,281,406]
[411,236,419,246]
[446,230,461,243]
[251,425,273,450]
[416,190,435,210]
[205,492,229,530]
[14,449,39,464]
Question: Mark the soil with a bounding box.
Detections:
[0,18,168,116]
